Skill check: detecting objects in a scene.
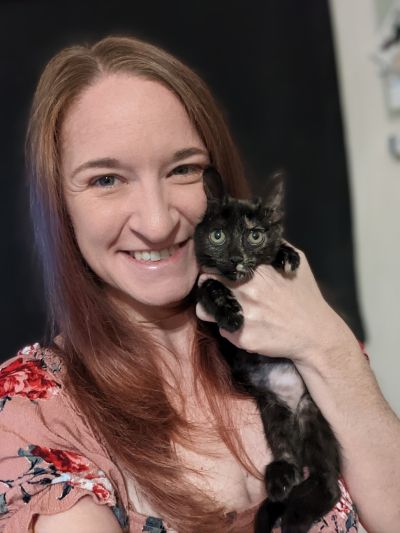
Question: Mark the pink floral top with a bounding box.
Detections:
[0,343,359,532]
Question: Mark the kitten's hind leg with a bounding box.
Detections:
[254,499,286,533]
[197,278,243,332]
[257,395,303,502]
[272,244,300,273]
[281,397,341,532]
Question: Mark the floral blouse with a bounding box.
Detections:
[0,343,359,532]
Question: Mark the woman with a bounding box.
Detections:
[0,35,399,533]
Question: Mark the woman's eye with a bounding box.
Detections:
[209,229,226,245]
[92,175,119,188]
[169,164,204,181]
[248,229,265,245]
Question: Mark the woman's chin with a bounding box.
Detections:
[106,282,196,318]
[144,286,196,310]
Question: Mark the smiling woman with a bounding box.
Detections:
[1,33,399,533]
[0,35,257,533]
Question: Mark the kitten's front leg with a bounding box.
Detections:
[197,278,243,332]
[272,243,300,273]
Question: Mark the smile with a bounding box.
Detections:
[125,241,187,262]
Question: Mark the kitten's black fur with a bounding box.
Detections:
[194,168,341,533]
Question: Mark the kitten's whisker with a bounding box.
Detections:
[255,267,274,282]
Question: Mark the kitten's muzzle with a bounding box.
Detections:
[228,265,256,281]
[230,257,252,278]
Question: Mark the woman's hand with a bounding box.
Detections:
[195,245,357,364]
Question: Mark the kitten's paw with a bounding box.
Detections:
[265,460,302,502]
[216,298,243,332]
[272,245,300,273]
[198,278,244,332]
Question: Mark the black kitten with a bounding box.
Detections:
[194,168,341,533]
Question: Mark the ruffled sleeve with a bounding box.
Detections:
[0,344,129,533]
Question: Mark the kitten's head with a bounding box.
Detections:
[194,167,285,281]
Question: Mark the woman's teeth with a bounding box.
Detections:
[129,243,180,262]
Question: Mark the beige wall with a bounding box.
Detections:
[329,0,400,416]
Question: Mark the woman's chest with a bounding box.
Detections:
[177,401,271,511]
[125,396,272,516]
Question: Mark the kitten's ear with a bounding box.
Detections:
[263,171,285,223]
[202,166,226,203]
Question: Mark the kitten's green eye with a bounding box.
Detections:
[209,229,226,244]
[248,229,265,245]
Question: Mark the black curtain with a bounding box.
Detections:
[0,0,365,361]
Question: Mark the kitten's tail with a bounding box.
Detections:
[254,498,286,533]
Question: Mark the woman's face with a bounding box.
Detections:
[61,73,209,317]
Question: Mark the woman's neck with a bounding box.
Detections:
[104,285,198,367]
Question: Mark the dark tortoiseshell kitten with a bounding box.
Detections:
[194,168,341,533]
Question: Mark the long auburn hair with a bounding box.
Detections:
[26,35,259,531]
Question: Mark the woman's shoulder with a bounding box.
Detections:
[0,343,130,533]
[0,342,64,411]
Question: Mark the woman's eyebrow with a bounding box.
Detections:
[70,157,127,179]
[70,148,208,179]
[170,147,208,162]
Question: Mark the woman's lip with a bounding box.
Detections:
[123,239,188,254]
[121,238,190,268]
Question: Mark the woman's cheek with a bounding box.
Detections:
[178,182,207,224]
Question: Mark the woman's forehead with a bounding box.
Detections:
[62,74,191,135]
[60,74,206,172]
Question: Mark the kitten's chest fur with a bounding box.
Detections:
[226,347,306,412]
[247,358,305,411]
[267,364,305,411]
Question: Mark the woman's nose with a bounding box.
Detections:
[127,182,179,243]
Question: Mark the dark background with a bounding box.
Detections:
[0,0,365,362]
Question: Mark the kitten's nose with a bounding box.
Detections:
[230,256,243,265]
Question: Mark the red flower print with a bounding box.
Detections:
[15,445,118,514]
[0,356,60,402]
[92,483,112,501]
[30,446,90,474]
